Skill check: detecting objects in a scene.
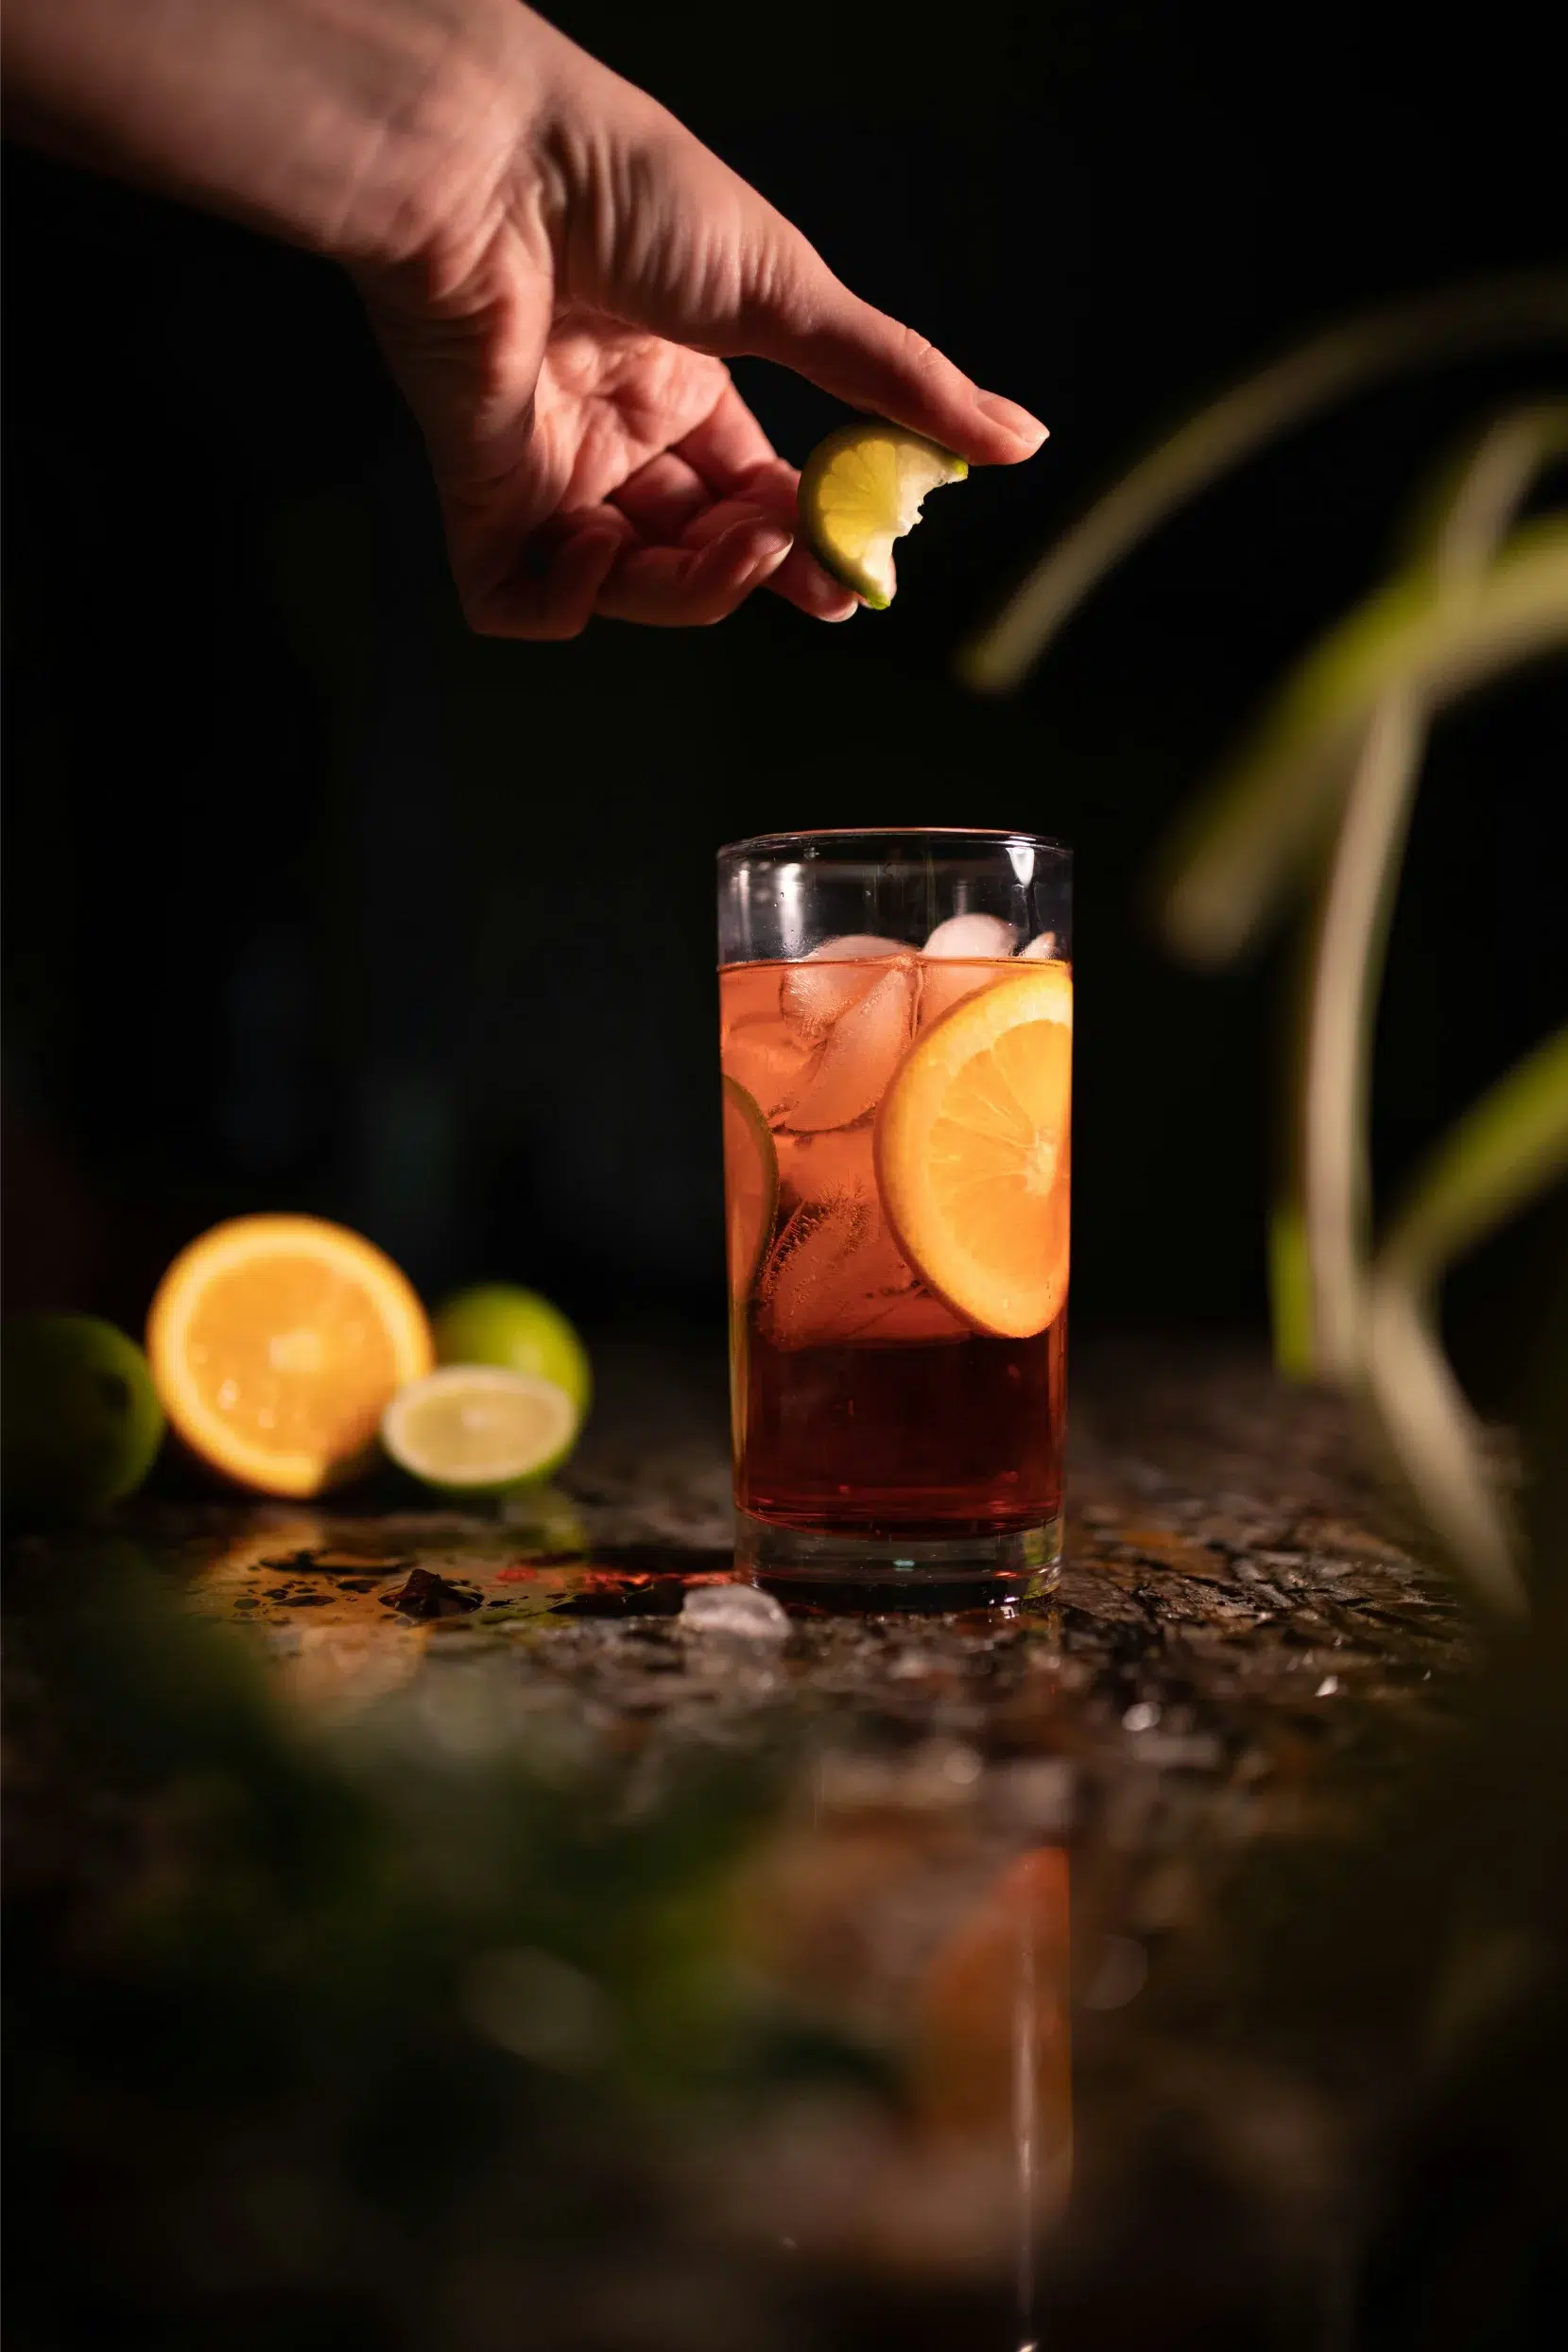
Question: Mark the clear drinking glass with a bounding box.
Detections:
[718,828,1072,1597]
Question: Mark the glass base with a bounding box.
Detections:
[734,1510,1062,1610]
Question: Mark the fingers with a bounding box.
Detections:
[767,545,859,622]
[612,451,711,540]
[463,483,848,635]
[459,511,629,640]
[623,383,858,621]
[595,515,792,628]
[675,377,777,488]
[678,483,857,622]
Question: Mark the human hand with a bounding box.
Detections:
[4,1,1046,636]
[358,9,1047,635]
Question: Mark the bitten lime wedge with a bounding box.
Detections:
[799,424,968,608]
[382,1365,579,1494]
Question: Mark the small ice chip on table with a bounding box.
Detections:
[681,1582,790,1638]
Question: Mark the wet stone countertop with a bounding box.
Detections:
[174,1336,1473,1826]
[10,1339,1518,2351]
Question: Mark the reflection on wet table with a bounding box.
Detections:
[13,1342,1559,2351]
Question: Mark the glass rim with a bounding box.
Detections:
[717,825,1070,861]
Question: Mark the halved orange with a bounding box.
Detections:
[874,963,1072,1338]
[146,1214,433,1496]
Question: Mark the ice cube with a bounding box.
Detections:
[722,1015,818,1122]
[760,1189,924,1349]
[918,960,997,1029]
[781,934,907,1040]
[781,1123,876,1205]
[916,915,1019,1029]
[1017,930,1060,960]
[922,913,1018,960]
[681,1581,790,1637]
[783,960,917,1133]
[760,1195,872,1348]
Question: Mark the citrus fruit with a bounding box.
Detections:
[798,423,967,608]
[381,1366,578,1494]
[721,1077,778,1300]
[1,1313,164,1513]
[874,963,1072,1338]
[146,1214,432,1496]
[431,1283,592,1419]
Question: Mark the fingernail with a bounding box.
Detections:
[974,392,1049,451]
[749,527,793,563]
[573,525,624,562]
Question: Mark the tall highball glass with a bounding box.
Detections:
[718,829,1072,1597]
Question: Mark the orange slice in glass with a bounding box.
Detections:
[146,1214,433,1496]
[721,1077,779,1301]
[874,963,1072,1338]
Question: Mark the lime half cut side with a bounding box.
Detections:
[799,424,968,608]
[382,1365,579,1494]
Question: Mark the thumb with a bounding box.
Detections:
[739,216,1048,467]
[560,82,1046,468]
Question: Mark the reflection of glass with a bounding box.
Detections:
[718,830,1073,1594]
[732,1802,1073,2291]
[914,1846,1073,2333]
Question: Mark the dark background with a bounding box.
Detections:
[4,0,1565,1392]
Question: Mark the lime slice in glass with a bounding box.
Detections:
[798,424,968,608]
[721,1076,779,1301]
[382,1365,579,1494]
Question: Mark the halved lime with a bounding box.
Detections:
[432,1284,592,1419]
[798,424,968,608]
[382,1365,579,1495]
[1,1312,165,1513]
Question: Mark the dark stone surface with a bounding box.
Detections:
[169,1336,1473,1819]
[19,1340,1558,2352]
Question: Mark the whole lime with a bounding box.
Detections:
[432,1285,592,1421]
[1,1313,165,1513]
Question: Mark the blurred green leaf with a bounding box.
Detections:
[1360,1029,1568,1615]
[1380,1027,1568,1295]
[1156,519,1568,966]
[956,274,1568,694]
[1403,401,1568,576]
[1135,390,1568,1605]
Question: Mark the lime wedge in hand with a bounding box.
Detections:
[382,1365,579,1495]
[798,424,968,608]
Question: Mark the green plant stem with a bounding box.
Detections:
[1286,692,1425,1381]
